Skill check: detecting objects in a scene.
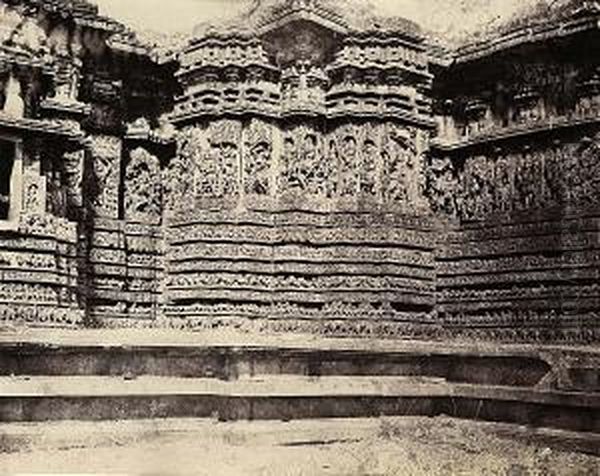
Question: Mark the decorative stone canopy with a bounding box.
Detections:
[191,0,422,41]
[174,0,432,125]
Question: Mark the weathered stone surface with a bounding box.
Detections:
[0,0,596,344]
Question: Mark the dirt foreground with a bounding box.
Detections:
[0,416,598,475]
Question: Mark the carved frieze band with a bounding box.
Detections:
[166,119,429,214]
[428,136,600,222]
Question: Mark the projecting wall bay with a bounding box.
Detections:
[0,215,83,327]
[87,218,165,323]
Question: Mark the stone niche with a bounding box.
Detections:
[0,136,22,227]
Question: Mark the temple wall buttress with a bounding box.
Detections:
[0,134,84,328]
[162,118,437,337]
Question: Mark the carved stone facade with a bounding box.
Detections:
[0,0,598,344]
[428,0,600,344]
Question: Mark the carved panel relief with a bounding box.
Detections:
[381,124,426,211]
[278,123,337,210]
[171,120,428,215]
[427,157,458,218]
[46,168,66,218]
[243,118,273,201]
[201,119,241,201]
[22,171,45,215]
[335,124,361,205]
[63,150,84,213]
[360,123,381,202]
[168,127,199,215]
[89,135,121,218]
[125,147,162,224]
[430,132,600,222]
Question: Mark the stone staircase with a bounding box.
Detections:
[0,329,598,434]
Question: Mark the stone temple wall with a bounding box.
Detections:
[429,19,600,344]
[0,0,598,345]
[0,2,91,329]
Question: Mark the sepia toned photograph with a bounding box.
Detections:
[0,0,598,474]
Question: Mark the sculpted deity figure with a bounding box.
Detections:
[303,133,323,194]
[515,150,540,210]
[219,142,239,196]
[460,156,492,220]
[404,144,425,208]
[47,169,67,218]
[312,138,335,199]
[245,141,271,196]
[543,145,563,205]
[339,135,359,198]
[360,139,378,198]
[125,148,162,224]
[382,127,415,206]
[428,157,458,218]
[90,136,121,217]
[3,74,24,118]
[198,145,220,197]
[280,134,303,194]
[575,136,600,206]
[494,153,513,213]
[167,132,196,212]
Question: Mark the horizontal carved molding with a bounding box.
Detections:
[168,243,433,267]
[165,302,433,322]
[166,273,433,291]
[167,210,435,229]
[432,112,600,152]
[167,225,434,249]
[100,315,442,340]
[444,215,600,244]
[168,289,433,304]
[438,296,600,313]
[92,290,162,302]
[437,250,600,275]
[168,261,434,280]
[441,232,600,259]
[438,268,599,287]
[0,270,78,286]
[0,304,83,327]
[439,284,600,302]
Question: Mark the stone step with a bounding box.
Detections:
[0,375,450,397]
[1,329,598,393]
[0,375,598,432]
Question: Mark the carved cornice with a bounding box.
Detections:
[431,113,600,152]
[40,97,91,118]
[255,2,349,36]
[124,120,176,146]
[0,45,55,73]
[0,113,85,141]
[452,5,600,65]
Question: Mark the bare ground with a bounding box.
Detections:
[0,416,598,475]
